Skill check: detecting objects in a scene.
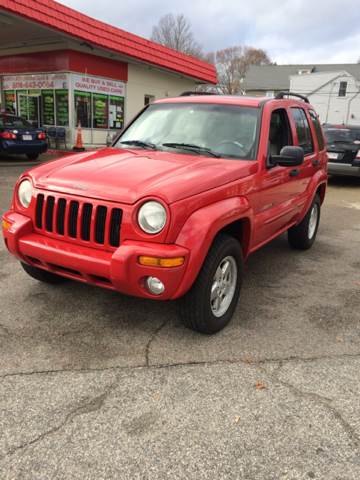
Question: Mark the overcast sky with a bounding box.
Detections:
[61,0,360,64]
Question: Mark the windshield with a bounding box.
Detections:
[115,103,260,160]
[324,128,354,144]
[0,115,32,128]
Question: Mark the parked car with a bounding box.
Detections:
[323,125,360,177]
[0,113,47,160]
[2,92,327,334]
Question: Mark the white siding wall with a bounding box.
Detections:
[126,63,197,123]
[290,71,360,125]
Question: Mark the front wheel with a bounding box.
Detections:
[288,194,321,250]
[179,234,243,334]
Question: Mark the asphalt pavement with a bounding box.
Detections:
[1,153,360,479]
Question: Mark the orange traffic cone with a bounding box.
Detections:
[73,122,85,152]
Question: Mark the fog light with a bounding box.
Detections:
[146,276,165,295]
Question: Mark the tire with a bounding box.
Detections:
[179,234,243,334]
[288,194,321,250]
[27,153,39,161]
[21,262,68,284]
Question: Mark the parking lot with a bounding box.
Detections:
[1,153,360,479]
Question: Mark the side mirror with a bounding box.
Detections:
[271,146,304,167]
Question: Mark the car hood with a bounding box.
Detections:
[29,148,257,205]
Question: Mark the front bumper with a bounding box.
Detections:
[328,161,360,177]
[2,211,189,300]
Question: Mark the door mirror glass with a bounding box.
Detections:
[271,146,304,167]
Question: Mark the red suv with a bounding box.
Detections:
[2,92,327,334]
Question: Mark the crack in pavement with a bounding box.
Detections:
[145,318,169,367]
[260,364,360,449]
[2,351,360,381]
[0,381,118,461]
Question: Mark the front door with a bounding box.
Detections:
[252,107,301,248]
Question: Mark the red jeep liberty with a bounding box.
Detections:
[2,92,327,334]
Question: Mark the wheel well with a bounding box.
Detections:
[316,183,326,204]
[218,218,251,259]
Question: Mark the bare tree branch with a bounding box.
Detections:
[151,14,204,59]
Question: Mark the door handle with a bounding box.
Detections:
[312,159,320,167]
[289,169,299,177]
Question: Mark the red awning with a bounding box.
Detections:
[0,0,217,84]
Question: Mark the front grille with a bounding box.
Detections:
[35,194,122,248]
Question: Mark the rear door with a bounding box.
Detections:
[288,107,317,202]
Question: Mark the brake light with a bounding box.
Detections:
[0,131,17,140]
[356,150,360,159]
[37,132,46,140]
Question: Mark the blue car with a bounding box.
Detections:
[0,113,48,160]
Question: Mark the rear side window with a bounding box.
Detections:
[291,108,314,155]
[309,110,325,150]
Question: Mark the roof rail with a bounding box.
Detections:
[179,91,219,97]
[275,91,309,103]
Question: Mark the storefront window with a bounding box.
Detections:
[74,91,91,128]
[92,93,108,129]
[4,91,16,114]
[109,96,124,129]
[41,90,55,125]
[55,90,69,126]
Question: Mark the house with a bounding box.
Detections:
[0,0,216,147]
[242,64,360,97]
[290,71,360,125]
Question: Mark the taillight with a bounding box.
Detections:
[0,131,17,140]
[38,132,46,140]
[356,150,360,159]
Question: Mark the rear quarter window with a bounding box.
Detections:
[290,108,314,155]
[309,110,325,150]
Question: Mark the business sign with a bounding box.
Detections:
[3,73,68,90]
[71,74,125,97]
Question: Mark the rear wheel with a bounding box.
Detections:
[288,194,321,250]
[21,262,68,284]
[179,234,243,334]
[26,153,39,161]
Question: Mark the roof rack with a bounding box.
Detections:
[275,91,309,103]
[179,91,219,97]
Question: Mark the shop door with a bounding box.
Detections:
[18,94,41,127]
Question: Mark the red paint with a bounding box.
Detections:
[2,95,327,301]
[0,50,128,81]
[0,0,216,84]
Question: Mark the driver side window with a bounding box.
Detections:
[268,109,293,157]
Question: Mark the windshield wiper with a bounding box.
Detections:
[119,140,157,149]
[162,142,221,158]
[332,140,352,144]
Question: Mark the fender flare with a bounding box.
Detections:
[171,196,252,299]
[298,172,327,223]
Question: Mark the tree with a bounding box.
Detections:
[209,46,271,94]
[151,14,203,58]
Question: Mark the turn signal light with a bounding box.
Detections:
[138,256,185,267]
[2,218,12,231]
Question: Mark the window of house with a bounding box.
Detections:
[144,94,155,106]
[55,90,69,126]
[268,108,293,157]
[290,108,314,155]
[309,110,325,150]
[338,81,347,97]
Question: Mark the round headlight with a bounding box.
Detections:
[18,179,33,208]
[138,201,167,234]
